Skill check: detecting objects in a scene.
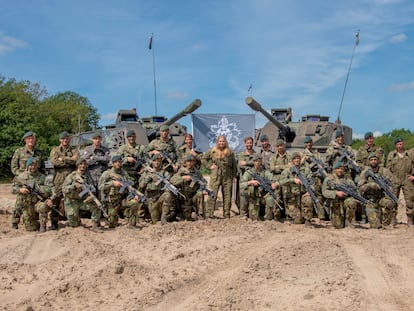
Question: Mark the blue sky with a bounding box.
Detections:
[1,0,413,139]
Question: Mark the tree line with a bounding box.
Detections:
[0,76,413,181]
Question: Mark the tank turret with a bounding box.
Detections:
[246,96,352,155]
[146,99,202,143]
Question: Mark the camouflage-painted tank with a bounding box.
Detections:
[246,97,352,155]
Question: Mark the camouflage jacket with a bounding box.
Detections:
[240,167,278,198]
[177,144,202,168]
[269,152,291,176]
[138,167,171,199]
[237,150,256,175]
[202,149,237,180]
[50,145,79,172]
[358,166,396,201]
[98,167,133,200]
[170,166,203,199]
[325,142,357,172]
[146,137,179,164]
[386,150,414,185]
[62,170,95,200]
[11,146,43,176]
[12,170,51,205]
[117,143,146,168]
[356,144,385,168]
[322,173,357,201]
[279,164,313,195]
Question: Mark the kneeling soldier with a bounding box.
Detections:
[62,158,101,228]
[12,157,53,232]
[98,155,142,228]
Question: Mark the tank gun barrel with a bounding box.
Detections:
[246,96,296,142]
[147,99,202,140]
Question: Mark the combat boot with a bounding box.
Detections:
[407,215,414,227]
[345,219,355,228]
[39,223,46,233]
[12,223,18,230]
[160,213,168,225]
[49,221,58,230]
[304,219,312,227]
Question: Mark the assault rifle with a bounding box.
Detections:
[290,166,326,214]
[131,156,147,171]
[77,181,109,218]
[15,179,64,217]
[307,155,328,179]
[188,173,215,198]
[159,150,176,170]
[337,148,361,174]
[117,179,146,202]
[251,172,284,211]
[364,169,399,204]
[330,182,371,205]
[146,166,186,199]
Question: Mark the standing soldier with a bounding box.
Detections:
[50,131,79,230]
[12,157,53,232]
[236,136,256,217]
[81,130,111,188]
[256,134,274,170]
[269,139,291,220]
[10,131,44,229]
[358,154,398,228]
[170,154,205,221]
[202,135,237,219]
[178,133,202,169]
[138,154,174,224]
[62,158,101,228]
[386,137,414,226]
[146,125,179,173]
[322,162,358,229]
[356,131,385,168]
[301,136,327,220]
[99,155,142,228]
[240,154,279,221]
[280,152,314,226]
[117,129,146,186]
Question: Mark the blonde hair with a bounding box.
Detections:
[212,135,231,158]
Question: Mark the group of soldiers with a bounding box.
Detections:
[237,131,414,229]
[10,126,414,232]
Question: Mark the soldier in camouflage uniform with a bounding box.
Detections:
[177,133,202,169]
[256,134,274,171]
[116,129,146,185]
[170,154,205,221]
[236,136,256,217]
[322,162,358,229]
[49,131,80,230]
[138,154,174,224]
[301,136,327,220]
[62,158,101,228]
[10,131,44,229]
[240,154,279,221]
[146,124,179,174]
[386,137,414,226]
[80,130,110,188]
[358,154,398,229]
[356,131,385,168]
[202,135,237,219]
[269,139,291,220]
[12,157,53,232]
[280,152,314,226]
[99,155,143,228]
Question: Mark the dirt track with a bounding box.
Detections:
[0,184,413,311]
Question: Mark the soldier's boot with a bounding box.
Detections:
[49,220,59,230]
[92,221,101,230]
[12,223,18,230]
[345,219,355,228]
[360,214,367,224]
[160,213,168,225]
[39,222,47,233]
[304,219,312,227]
[407,214,414,227]
[389,214,398,227]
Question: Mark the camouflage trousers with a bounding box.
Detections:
[328,197,358,229]
[147,192,174,224]
[206,177,233,218]
[284,194,313,224]
[64,198,101,227]
[365,197,396,228]
[247,193,275,221]
[20,201,50,231]
[178,192,204,221]
[106,197,141,227]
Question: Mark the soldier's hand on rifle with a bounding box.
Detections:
[182,175,192,182]
[113,180,122,188]
[75,182,83,190]
[127,156,136,164]
[20,187,30,194]
[173,164,179,172]
[210,164,217,170]
[294,177,302,185]
[271,182,278,190]
[248,179,260,187]
[336,190,346,198]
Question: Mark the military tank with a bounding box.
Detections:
[246,96,352,154]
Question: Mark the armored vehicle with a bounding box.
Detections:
[246,97,352,155]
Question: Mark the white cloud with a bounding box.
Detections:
[0,32,29,54]
[389,81,414,92]
[390,33,407,43]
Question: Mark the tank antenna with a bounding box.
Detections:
[336,30,359,124]
[148,33,158,115]
[248,83,253,97]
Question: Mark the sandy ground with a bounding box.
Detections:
[0,183,413,311]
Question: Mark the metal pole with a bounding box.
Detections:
[149,33,158,116]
